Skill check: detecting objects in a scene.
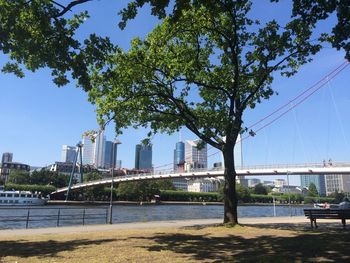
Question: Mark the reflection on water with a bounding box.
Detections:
[0,204,307,229]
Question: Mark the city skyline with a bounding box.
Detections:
[1,1,350,187]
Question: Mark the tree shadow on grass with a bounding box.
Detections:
[135,228,350,262]
[0,238,118,259]
[242,222,350,232]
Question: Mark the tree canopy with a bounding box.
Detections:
[0,0,349,89]
[308,182,319,197]
[31,169,70,188]
[121,0,350,58]
[7,170,30,185]
[117,181,161,201]
[253,183,268,195]
[7,169,70,188]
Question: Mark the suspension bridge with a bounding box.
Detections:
[51,162,350,194]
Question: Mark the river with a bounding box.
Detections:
[0,204,309,229]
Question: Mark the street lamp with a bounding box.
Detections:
[109,139,121,224]
[286,170,292,216]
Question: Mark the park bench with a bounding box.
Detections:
[304,209,350,229]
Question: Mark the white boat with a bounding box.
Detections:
[0,188,47,206]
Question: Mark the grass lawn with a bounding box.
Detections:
[0,223,349,262]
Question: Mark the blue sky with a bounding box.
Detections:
[0,1,349,186]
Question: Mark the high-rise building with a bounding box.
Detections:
[325,174,350,195]
[1,152,13,164]
[104,141,113,169]
[300,175,326,196]
[104,140,121,169]
[82,130,106,168]
[184,140,207,170]
[61,145,76,163]
[135,144,152,170]
[173,142,185,171]
[82,135,95,166]
[95,131,106,168]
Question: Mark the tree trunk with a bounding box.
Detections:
[223,143,238,225]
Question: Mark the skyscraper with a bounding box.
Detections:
[94,131,106,168]
[300,175,326,196]
[104,141,113,169]
[82,130,106,168]
[1,152,13,164]
[135,144,152,170]
[61,145,76,163]
[104,140,121,169]
[185,140,207,169]
[174,141,185,171]
[82,135,95,166]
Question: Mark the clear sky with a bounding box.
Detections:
[0,1,349,186]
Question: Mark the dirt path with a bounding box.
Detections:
[0,216,312,237]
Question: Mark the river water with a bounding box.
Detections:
[0,204,308,229]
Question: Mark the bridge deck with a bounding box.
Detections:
[52,162,350,194]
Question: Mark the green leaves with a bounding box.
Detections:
[290,0,350,60]
[1,62,24,78]
[0,0,115,88]
[88,2,321,149]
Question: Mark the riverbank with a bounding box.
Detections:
[48,200,223,206]
[47,200,312,206]
[1,217,349,262]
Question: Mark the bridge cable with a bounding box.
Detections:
[291,101,310,163]
[327,76,350,158]
[207,61,350,162]
[247,61,349,130]
[156,61,350,169]
[241,62,349,141]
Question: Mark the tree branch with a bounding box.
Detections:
[51,0,91,18]
[241,50,300,110]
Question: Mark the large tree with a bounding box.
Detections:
[1,0,349,224]
[87,2,321,224]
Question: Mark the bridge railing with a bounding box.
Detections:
[0,207,109,229]
[55,161,350,192]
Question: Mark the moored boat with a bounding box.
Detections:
[0,187,47,206]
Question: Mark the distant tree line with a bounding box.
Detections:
[7,169,71,188]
